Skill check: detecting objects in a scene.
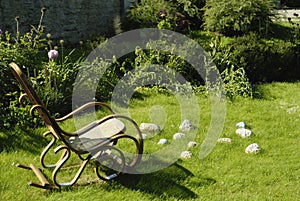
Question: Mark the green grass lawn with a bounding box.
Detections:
[1,82,300,200]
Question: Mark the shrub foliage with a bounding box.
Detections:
[203,0,277,36]
[1,4,300,131]
[123,0,205,30]
[207,33,300,83]
[0,10,84,130]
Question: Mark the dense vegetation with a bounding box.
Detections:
[1,1,300,200]
[0,0,300,129]
[0,1,299,129]
[203,0,276,36]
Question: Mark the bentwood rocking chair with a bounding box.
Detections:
[9,62,143,190]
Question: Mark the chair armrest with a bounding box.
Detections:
[55,102,113,122]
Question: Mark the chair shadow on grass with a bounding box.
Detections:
[115,162,216,200]
[0,128,47,153]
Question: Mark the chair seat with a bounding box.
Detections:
[68,118,125,152]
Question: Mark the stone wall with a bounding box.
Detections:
[0,0,123,46]
[124,0,134,10]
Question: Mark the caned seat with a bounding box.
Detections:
[68,118,125,152]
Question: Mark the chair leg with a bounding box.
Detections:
[40,131,57,168]
[94,145,125,181]
[52,145,92,187]
[16,163,58,190]
[17,146,91,189]
[113,134,142,170]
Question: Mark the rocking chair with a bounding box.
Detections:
[9,62,143,190]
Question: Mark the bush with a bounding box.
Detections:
[88,34,257,101]
[122,0,176,30]
[32,48,84,115]
[0,10,48,130]
[221,65,254,99]
[209,33,300,83]
[230,35,299,82]
[0,9,85,130]
[123,0,205,31]
[123,40,203,85]
[203,0,277,36]
[208,36,254,98]
[81,38,206,106]
[170,0,206,30]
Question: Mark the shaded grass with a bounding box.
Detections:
[0,127,48,153]
[1,82,300,200]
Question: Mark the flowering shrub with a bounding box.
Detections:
[123,0,176,30]
[174,0,205,30]
[157,10,189,32]
[123,0,204,31]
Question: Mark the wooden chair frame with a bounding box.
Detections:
[9,62,143,190]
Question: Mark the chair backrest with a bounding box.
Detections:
[9,62,63,140]
[10,63,44,106]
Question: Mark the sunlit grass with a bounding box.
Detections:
[1,82,300,200]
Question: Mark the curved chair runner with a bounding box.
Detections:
[9,62,143,190]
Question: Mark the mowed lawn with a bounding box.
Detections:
[0,82,300,201]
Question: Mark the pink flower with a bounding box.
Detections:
[48,50,58,60]
[0,29,3,35]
